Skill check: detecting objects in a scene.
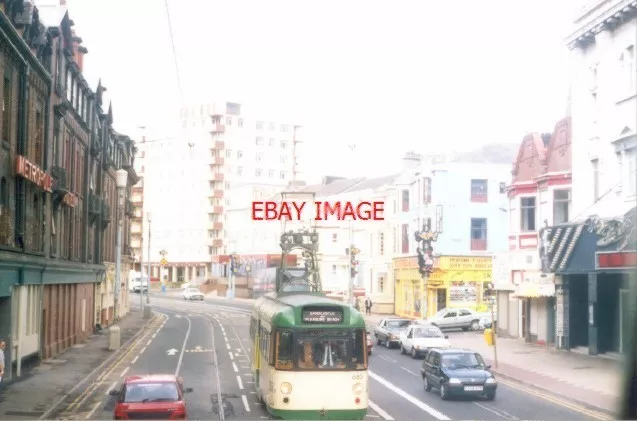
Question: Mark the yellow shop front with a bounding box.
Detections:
[425,256,493,318]
[393,257,425,319]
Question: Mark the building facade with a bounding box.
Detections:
[0,2,136,380]
[392,154,511,319]
[495,118,572,346]
[538,0,636,356]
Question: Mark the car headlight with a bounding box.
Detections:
[280,382,292,395]
[485,377,496,384]
[448,378,462,384]
[352,382,364,395]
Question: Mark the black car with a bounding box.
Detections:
[420,348,497,401]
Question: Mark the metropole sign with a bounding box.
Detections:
[15,155,52,192]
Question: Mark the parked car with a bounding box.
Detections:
[366,329,373,356]
[110,374,193,420]
[428,308,482,331]
[478,313,497,330]
[421,348,497,401]
[182,288,204,300]
[374,318,412,348]
[399,323,450,358]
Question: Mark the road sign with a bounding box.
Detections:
[160,258,168,266]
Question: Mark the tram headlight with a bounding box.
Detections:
[352,382,364,395]
[280,382,292,395]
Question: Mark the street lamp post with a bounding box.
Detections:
[145,212,152,316]
[110,169,128,350]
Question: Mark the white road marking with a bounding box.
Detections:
[378,355,396,363]
[232,362,239,372]
[152,333,157,338]
[250,391,257,394]
[400,367,418,376]
[241,395,251,412]
[119,367,130,377]
[368,400,394,420]
[226,343,231,349]
[174,316,193,376]
[140,346,147,354]
[131,356,139,364]
[229,352,234,360]
[243,373,252,377]
[473,402,519,420]
[106,381,118,395]
[85,401,102,419]
[237,375,244,389]
[368,371,450,420]
[237,348,241,353]
[147,339,152,346]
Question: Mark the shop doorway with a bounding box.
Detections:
[520,299,528,340]
[620,289,630,354]
[436,289,447,313]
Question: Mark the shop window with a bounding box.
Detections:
[520,197,536,231]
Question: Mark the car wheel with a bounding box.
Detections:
[485,391,496,401]
[400,345,406,354]
[385,338,391,349]
[440,383,449,400]
[411,348,417,359]
[423,376,432,392]
[376,337,382,346]
[470,320,480,331]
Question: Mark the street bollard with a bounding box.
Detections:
[109,325,121,350]
[484,328,494,346]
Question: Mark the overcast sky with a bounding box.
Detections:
[65,0,583,181]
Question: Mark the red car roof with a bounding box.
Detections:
[123,374,179,384]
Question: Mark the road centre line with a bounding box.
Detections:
[400,367,419,376]
[368,371,450,420]
[119,367,130,378]
[146,339,152,346]
[229,352,234,360]
[140,346,147,354]
[232,362,239,372]
[106,381,118,395]
[473,402,518,420]
[174,316,192,376]
[368,400,394,421]
[237,375,244,389]
[131,356,139,364]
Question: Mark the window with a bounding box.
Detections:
[470,218,487,251]
[0,177,7,206]
[122,382,179,403]
[237,166,243,176]
[295,330,364,370]
[66,70,72,101]
[2,69,11,142]
[520,197,536,232]
[255,168,262,177]
[280,140,287,148]
[471,179,488,202]
[226,149,232,158]
[268,169,274,178]
[280,156,287,164]
[401,190,410,212]
[444,310,457,318]
[378,232,384,255]
[331,265,337,274]
[226,117,232,126]
[280,171,286,179]
[352,329,367,369]
[256,121,263,130]
[332,233,338,243]
[275,330,294,370]
[238,118,243,128]
[281,124,288,132]
[256,152,263,162]
[269,138,275,146]
[269,122,276,131]
[591,159,599,201]
[620,45,635,94]
[423,177,431,204]
[256,137,263,145]
[237,150,243,159]
[626,150,637,195]
[401,224,409,253]
[553,190,571,224]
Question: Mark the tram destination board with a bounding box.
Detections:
[302,309,343,324]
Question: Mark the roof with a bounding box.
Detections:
[299,174,398,197]
[265,291,350,308]
[124,375,178,384]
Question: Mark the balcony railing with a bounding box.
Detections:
[212,140,225,150]
[210,124,226,134]
[213,157,225,166]
[213,239,223,247]
[213,222,223,231]
[212,190,223,199]
[470,238,487,251]
[212,172,224,181]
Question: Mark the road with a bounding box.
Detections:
[61,294,614,420]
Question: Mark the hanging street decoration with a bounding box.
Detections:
[414,221,439,278]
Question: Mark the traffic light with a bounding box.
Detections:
[417,247,427,276]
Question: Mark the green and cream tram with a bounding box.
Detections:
[250,292,369,420]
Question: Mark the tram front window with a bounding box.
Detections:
[296,329,367,370]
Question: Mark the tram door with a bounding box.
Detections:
[254,320,261,387]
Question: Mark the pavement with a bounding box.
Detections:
[0,307,155,420]
[364,313,622,417]
[1,294,621,420]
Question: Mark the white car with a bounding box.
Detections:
[182,288,204,300]
[399,324,451,359]
[428,308,482,331]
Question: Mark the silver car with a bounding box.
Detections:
[429,308,482,331]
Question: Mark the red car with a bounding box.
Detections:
[109,374,193,420]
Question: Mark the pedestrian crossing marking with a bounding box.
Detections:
[185,348,213,353]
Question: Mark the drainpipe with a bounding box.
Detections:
[39,265,47,359]
[15,285,24,378]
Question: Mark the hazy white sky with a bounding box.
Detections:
[66,0,582,181]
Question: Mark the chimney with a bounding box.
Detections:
[402,151,423,171]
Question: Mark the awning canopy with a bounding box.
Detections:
[512,283,555,298]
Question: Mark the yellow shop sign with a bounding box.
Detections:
[439,256,492,271]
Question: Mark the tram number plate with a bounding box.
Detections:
[464,386,483,391]
[302,310,343,324]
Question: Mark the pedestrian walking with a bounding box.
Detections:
[0,338,6,395]
[365,296,372,315]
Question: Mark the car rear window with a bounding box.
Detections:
[123,382,180,403]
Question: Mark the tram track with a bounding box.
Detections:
[206,315,226,421]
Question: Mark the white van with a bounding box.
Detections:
[128,271,149,293]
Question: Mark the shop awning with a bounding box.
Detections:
[512,283,555,298]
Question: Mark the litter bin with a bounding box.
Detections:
[484,328,494,346]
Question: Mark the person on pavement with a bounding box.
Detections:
[0,339,5,395]
[365,297,372,315]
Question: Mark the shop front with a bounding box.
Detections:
[425,256,493,318]
[393,256,425,319]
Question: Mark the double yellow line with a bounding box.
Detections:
[498,377,614,420]
[62,314,165,414]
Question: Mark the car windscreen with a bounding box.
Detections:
[187,288,200,293]
[123,382,180,403]
[441,353,485,369]
[413,327,444,338]
[386,320,410,329]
